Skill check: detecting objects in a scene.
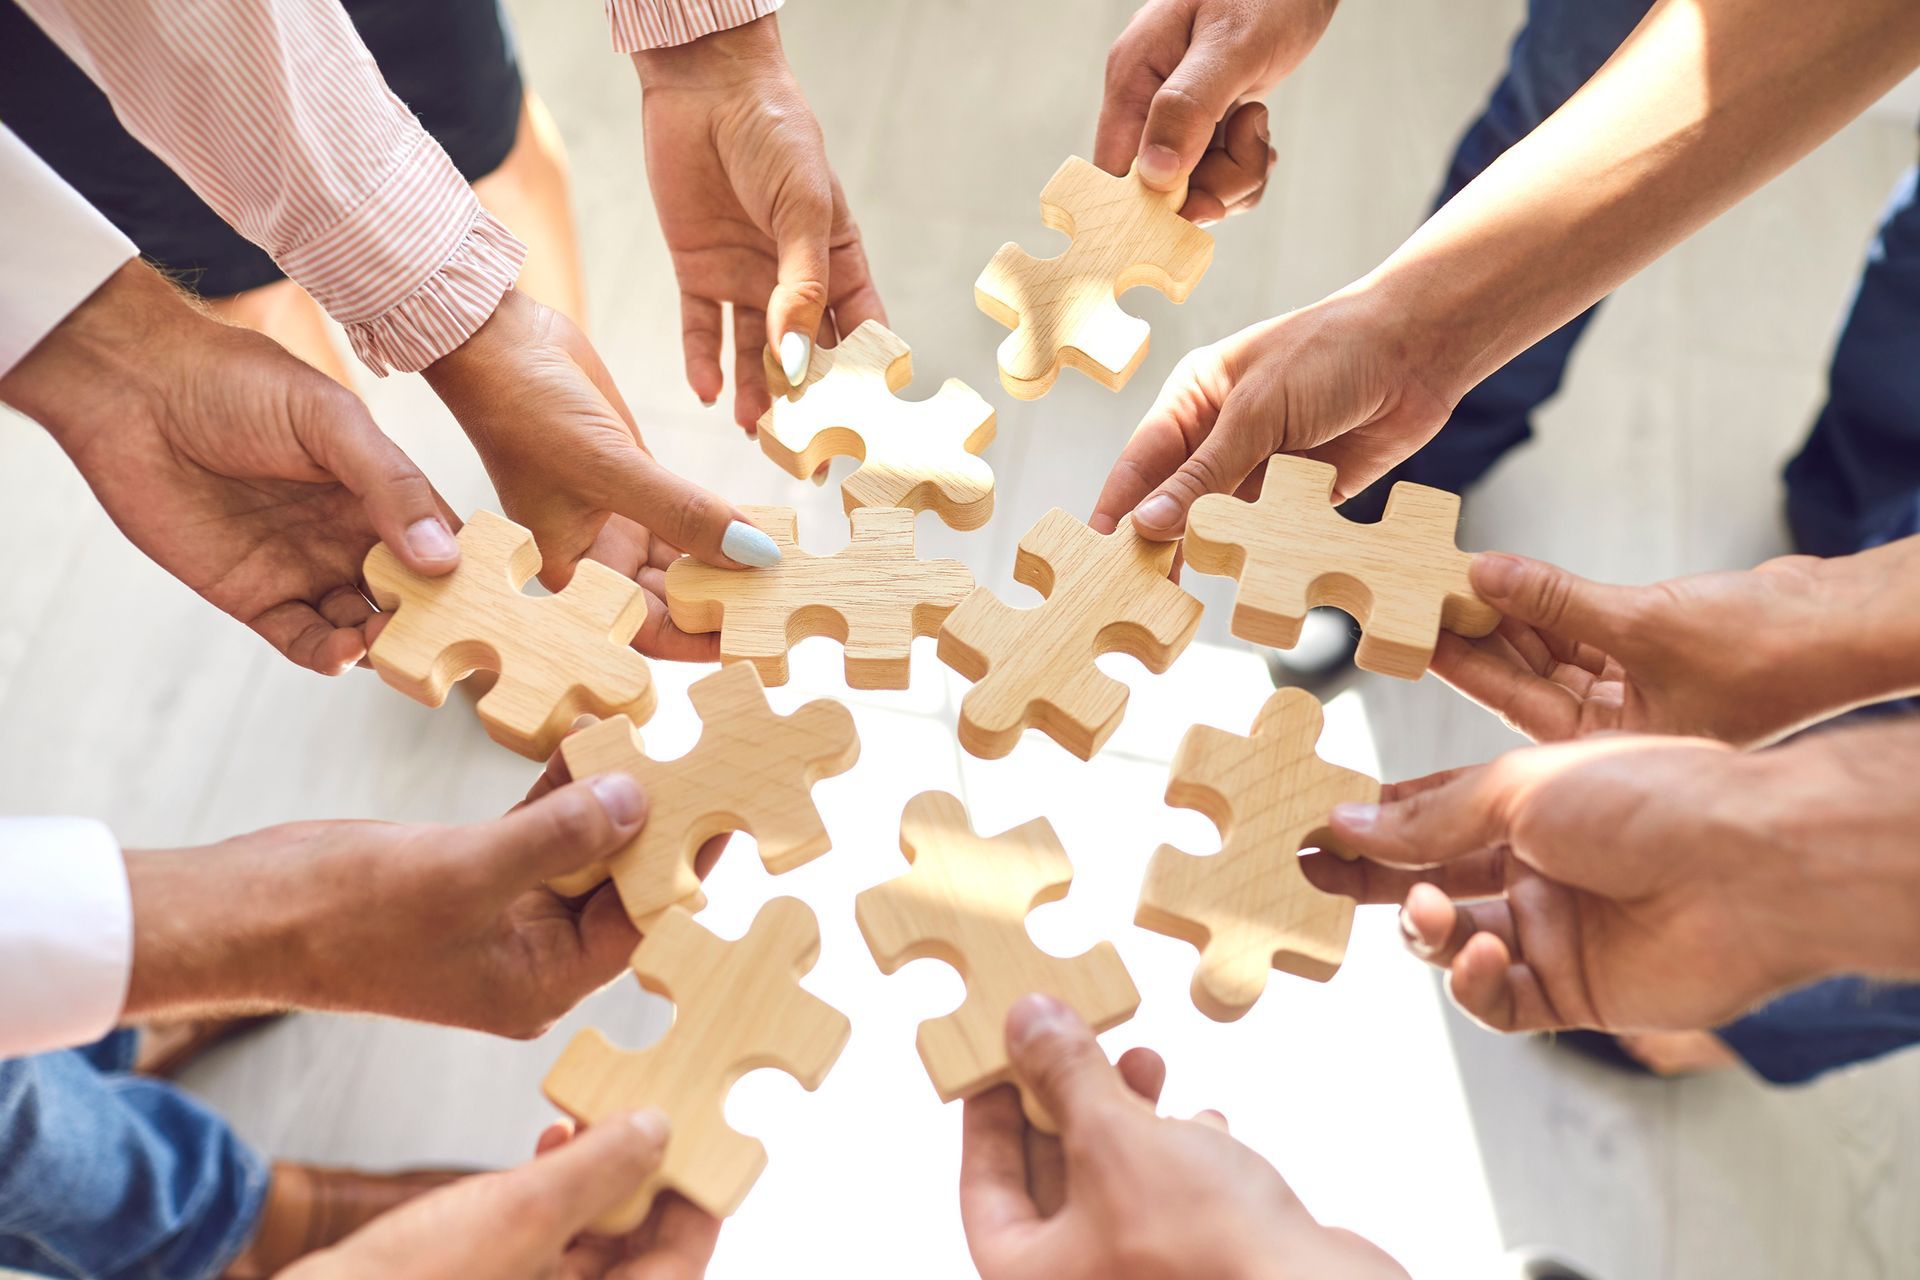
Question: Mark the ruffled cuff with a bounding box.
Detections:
[278,134,528,376]
[608,0,784,52]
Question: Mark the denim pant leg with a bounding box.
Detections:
[1782,148,1920,556]
[1717,978,1920,1085]
[0,1038,269,1280]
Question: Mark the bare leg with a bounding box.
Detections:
[473,92,588,331]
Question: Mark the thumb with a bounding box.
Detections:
[1005,994,1133,1131]
[1136,27,1249,189]
[598,445,783,570]
[469,775,649,887]
[1327,760,1520,869]
[1471,554,1636,648]
[1131,393,1274,539]
[502,1111,671,1245]
[764,166,834,390]
[297,385,459,576]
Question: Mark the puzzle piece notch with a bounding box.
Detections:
[1135,689,1379,1021]
[1184,455,1501,680]
[542,898,850,1231]
[975,156,1214,400]
[855,791,1140,1130]
[938,511,1202,760]
[363,510,656,759]
[757,321,998,530]
[665,505,975,690]
[548,662,859,911]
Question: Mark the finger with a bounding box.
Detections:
[1091,348,1229,535]
[692,831,730,883]
[765,164,835,385]
[1093,3,1187,177]
[1134,386,1280,538]
[680,293,725,408]
[1004,994,1132,1130]
[250,600,365,676]
[959,1084,1042,1240]
[1448,933,1559,1034]
[1135,28,1250,190]
[576,882,644,980]
[1329,763,1520,869]
[1191,1109,1229,1132]
[1185,101,1270,216]
[823,184,887,333]
[1300,844,1505,905]
[630,586,722,663]
[595,444,781,570]
[504,1111,671,1246]
[535,1120,575,1157]
[1116,1046,1166,1106]
[467,775,650,887]
[1429,629,1585,743]
[732,306,772,433]
[521,729,585,808]
[298,388,461,577]
[610,1194,721,1279]
[1399,882,1519,968]
[1471,554,1639,652]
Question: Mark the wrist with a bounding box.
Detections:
[631,13,785,90]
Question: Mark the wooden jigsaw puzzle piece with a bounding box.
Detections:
[542,900,850,1230]
[364,510,655,759]
[1134,689,1378,1020]
[855,792,1140,1131]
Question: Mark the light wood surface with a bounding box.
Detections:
[855,791,1139,1130]
[542,898,851,1230]
[938,511,1203,759]
[758,320,998,529]
[548,663,860,911]
[665,505,974,689]
[975,156,1214,399]
[1185,455,1502,680]
[362,509,655,759]
[1136,688,1379,1021]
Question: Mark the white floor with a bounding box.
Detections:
[6,0,1920,1276]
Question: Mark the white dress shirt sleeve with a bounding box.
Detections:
[0,817,133,1059]
[0,124,135,380]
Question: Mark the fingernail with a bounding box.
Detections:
[1473,553,1523,597]
[1398,907,1435,958]
[721,519,782,568]
[627,1109,670,1145]
[405,517,459,563]
[780,331,812,386]
[1138,144,1181,187]
[1006,992,1072,1051]
[700,397,717,409]
[1332,802,1378,834]
[1135,494,1180,529]
[587,773,645,825]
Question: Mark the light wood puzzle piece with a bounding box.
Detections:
[548,663,859,909]
[1135,689,1378,1021]
[363,510,654,759]
[543,898,850,1231]
[975,156,1214,399]
[664,505,973,690]
[937,511,1202,760]
[855,791,1139,1131]
[1184,455,1501,680]
[758,320,997,530]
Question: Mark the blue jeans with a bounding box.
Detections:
[1415,0,1920,1085]
[0,1030,267,1279]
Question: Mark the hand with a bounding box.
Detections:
[1090,289,1450,539]
[423,289,780,608]
[961,995,1407,1280]
[1,261,459,675]
[633,14,885,430]
[1431,547,1920,749]
[283,1111,719,1279]
[1097,0,1333,221]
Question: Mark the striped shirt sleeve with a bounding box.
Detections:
[14,0,527,376]
[608,0,785,52]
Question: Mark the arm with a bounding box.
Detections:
[1096,0,1920,533]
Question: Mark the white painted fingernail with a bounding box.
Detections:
[721,519,782,568]
[780,331,811,386]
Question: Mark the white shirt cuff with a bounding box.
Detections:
[0,817,132,1058]
[0,124,136,379]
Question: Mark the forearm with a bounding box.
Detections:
[1804,537,1920,713]
[1363,0,1920,401]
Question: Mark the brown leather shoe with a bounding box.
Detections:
[221,1162,472,1278]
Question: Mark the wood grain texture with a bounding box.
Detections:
[543,899,850,1230]
[1135,688,1378,1021]
[758,320,997,529]
[938,511,1203,760]
[665,506,973,690]
[547,663,859,910]
[363,510,654,759]
[855,791,1138,1131]
[1184,455,1501,680]
[975,156,1214,399]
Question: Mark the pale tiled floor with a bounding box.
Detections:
[5,1,1920,1276]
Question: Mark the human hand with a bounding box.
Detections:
[1097,0,1333,221]
[1,261,460,676]
[633,14,885,432]
[1090,290,1449,539]
[283,1111,719,1279]
[422,289,780,605]
[961,994,1406,1280]
[1431,546,1920,748]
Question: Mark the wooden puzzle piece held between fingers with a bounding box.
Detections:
[543,899,850,1232]
[758,321,997,530]
[547,663,859,910]
[363,510,655,759]
[975,156,1213,400]
[1135,689,1378,1021]
[665,506,974,690]
[938,511,1202,760]
[855,791,1139,1131]
[1184,455,1500,680]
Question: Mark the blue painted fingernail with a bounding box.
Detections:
[721,520,782,568]
[780,331,811,386]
